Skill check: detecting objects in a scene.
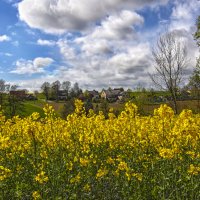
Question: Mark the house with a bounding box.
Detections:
[25,94,37,100]
[58,90,68,100]
[101,88,125,102]
[9,90,27,99]
[88,90,100,99]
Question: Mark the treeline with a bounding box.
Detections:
[0,79,24,117]
[41,81,82,101]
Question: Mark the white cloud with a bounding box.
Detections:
[55,10,149,88]
[12,41,19,46]
[57,39,77,60]
[168,0,200,68]
[170,0,200,32]
[11,57,54,74]
[33,57,54,68]
[75,10,144,56]
[0,35,11,42]
[0,52,13,57]
[18,0,168,34]
[5,53,13,57]
[37,39,56,46]
[53,37,153,89]
[90,10,143,40]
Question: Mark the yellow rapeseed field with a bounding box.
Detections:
[0,100,200,199]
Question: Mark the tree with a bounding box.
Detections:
[4,83,24,118]
[150,32,188,114]
[6,94,24,118]
[10,85,18,91]
[62,81,71,100]
[188,58,200,91]
[188,17,200,111]
[51,80,61,101]
[70,82,82,98]
[194,16,200,46]
[100,99,109,118]
[0,79,5,108]
[84,99,93,115]
[61,99,75,118]
[41,82,50,102]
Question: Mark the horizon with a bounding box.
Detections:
[0,0,199,91]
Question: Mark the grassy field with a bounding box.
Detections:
[22,101,45,117]
[22,99,65,118]
[21,99,200,118]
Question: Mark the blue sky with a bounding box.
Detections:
[0,0,199,91]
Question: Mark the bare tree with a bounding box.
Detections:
[150,32,188,114]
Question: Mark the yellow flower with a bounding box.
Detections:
[80,157,89,167]
[66,161,73,171]
[118,161,128,171]
[70,172,81,183]
[83,183,91,192]
[0,166,12,181]
[159,148,174,159]
[188,164,200,175]
[32,191,41,199]
[106,157,115,165]
[40,151,48,159]
[96,168,108,179]
[132,173,143,181]
[35,171,49,184]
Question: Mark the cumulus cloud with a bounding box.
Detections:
[18,0,168,34]
[37,39,56,46]
[75,10,144,56]
[0,35,11,42]
[168,0,200,68]
[33,57,54,68]
[170,0,200,32]
[57,39,77,60]
[52,39,153,89]
[90,10,144,40]
[11,57,54,74]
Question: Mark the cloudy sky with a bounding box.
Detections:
[0,0,199,91]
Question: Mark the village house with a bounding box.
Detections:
[9,90,27,100]
[87,90,100,100]
[101,88,125,102]
[58,90,68,100]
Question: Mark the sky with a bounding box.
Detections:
[0,0,199,91]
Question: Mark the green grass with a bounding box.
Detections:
[22,101,45,117]
[23,100,65,118]
[13,98,200,118]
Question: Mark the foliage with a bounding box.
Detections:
[4,94,25,118]
[194,16,200,46]
[62,81,71,100]
[41,82,50,102]
[51,81,61,102]
[0,100,200,199]
[188,58,200,92]
[99,99,109,118]
[61,98,75,118]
